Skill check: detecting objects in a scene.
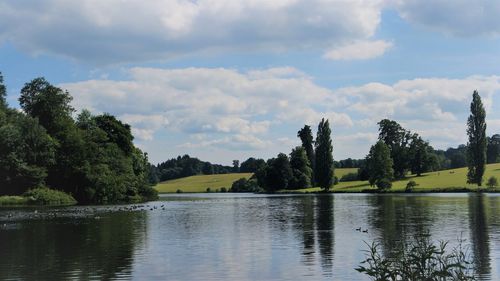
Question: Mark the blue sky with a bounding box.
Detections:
[1,0,500,165]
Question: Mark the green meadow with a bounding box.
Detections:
[155,165,500,193]
[155,173,253,193]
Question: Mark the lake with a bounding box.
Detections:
[1,193,499,280]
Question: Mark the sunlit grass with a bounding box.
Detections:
[154,173,253,193]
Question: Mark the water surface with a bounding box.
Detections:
[1,193,499,280]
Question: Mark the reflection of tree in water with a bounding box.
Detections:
[0,211,146,281]
[291,196,315,265]
[366,195,433,256]
[468,194,491,278]
[316,195,334,274]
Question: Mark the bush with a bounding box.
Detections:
[220,187,227,193]
[487,176,498,188]
[406,180,418,192]
[0,196,29,206]
[333,176,339,185]
[206,187,212,193]
[23,188,77,206]
[340,172,359,182]
[356,235,476,281]
[176,189,183,193]
[376,178,392,190]
[230,178,261,193]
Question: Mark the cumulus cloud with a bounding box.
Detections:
[395,0,500,37]
[60,66,348,149]
[0,0,385,63]
[323,40,393,60]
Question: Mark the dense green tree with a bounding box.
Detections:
[19,78,74,136]
[378,119,411,179]
[315,118,334,191]
[0,72,7,110]
[408,134,430,176]
[467,91,487,186]
[487,134,500,164]
[230,178,260,193]
[240,157,266,173]
[289,146,312,189]
[298,125,315,183]
[366,141,394,189]
[261,153,293,192]
[232,160,240,173]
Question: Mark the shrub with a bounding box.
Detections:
[220,187,227,193]
[176,189,183,193]
[23,188,77,206]
[356,235,476,281]
[487,176,498,188]
[376,178,392,190]
[230,178,261,193]
[0,196,29,206]
[333,176,339,185]
[406,180,418,192]
[206,187,212,193]
[340,172,359,182]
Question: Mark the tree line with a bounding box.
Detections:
[0,72,157,204]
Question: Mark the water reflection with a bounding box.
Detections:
[468,194,491,278]
[0,210,146,280]
[316,195,334,274]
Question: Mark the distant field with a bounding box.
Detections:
[155,173,253,193]
[296,163,500,193]
[155,168,358,193]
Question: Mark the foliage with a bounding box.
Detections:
[376,178,392,190]
[152,154,233,182]
[0,196,29,206]
[23,188,77,206]
[366,141,394,188]
[230,178,261,193]
[378,119,411,179]
[315,118,334,191]
[486,176,498,188]
[298,125,316,184]
[289,146,312,189]
[486,134,500,164]
[406,180,418,192]
[0,72,6,109]
[467,91,487,186]
[260,153,293,192]
[335,158,365,168]
[340,172,359,182]
[155,173,253,193]
[239,157,266,173]
[356,235,476,281]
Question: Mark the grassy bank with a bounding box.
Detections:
[293,163,500,193]
[0,188,77,207]
[155,173,253,193]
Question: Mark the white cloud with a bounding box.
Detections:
[323,40,393,60]
[395,0,500,37]
[0,0,385,64]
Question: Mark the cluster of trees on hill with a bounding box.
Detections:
[148,155,234,183]
[362,91,496,189]
[233,119,334,193]
[0,72,157,204]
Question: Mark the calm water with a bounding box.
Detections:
[1,193,500,280]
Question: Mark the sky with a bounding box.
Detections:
[1,0,500,165]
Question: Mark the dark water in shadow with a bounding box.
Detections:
[1,193,499,280]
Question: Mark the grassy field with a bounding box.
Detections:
[155,173,253,193]
[295,163,500,193]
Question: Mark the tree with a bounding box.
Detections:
[298,125,315,183]
[366,141,394,189]
[240,157,266,173]
[19,77,74,136]
[408,134,429,176]
[232,160,240,173]
[0,72,7,110]
[487,134,500,164]
[315,118,334,191]
[289,146,312,189]
[487,176,498,189]
[378,119,411,178]
[467,91,487,186]
[262,153,293,192]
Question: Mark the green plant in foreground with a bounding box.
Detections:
[356,235,476,281]
[23,188,77,206]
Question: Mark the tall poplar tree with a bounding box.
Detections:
[315,118,334,191]
[467,91,487,186]
[297,125,315,183]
